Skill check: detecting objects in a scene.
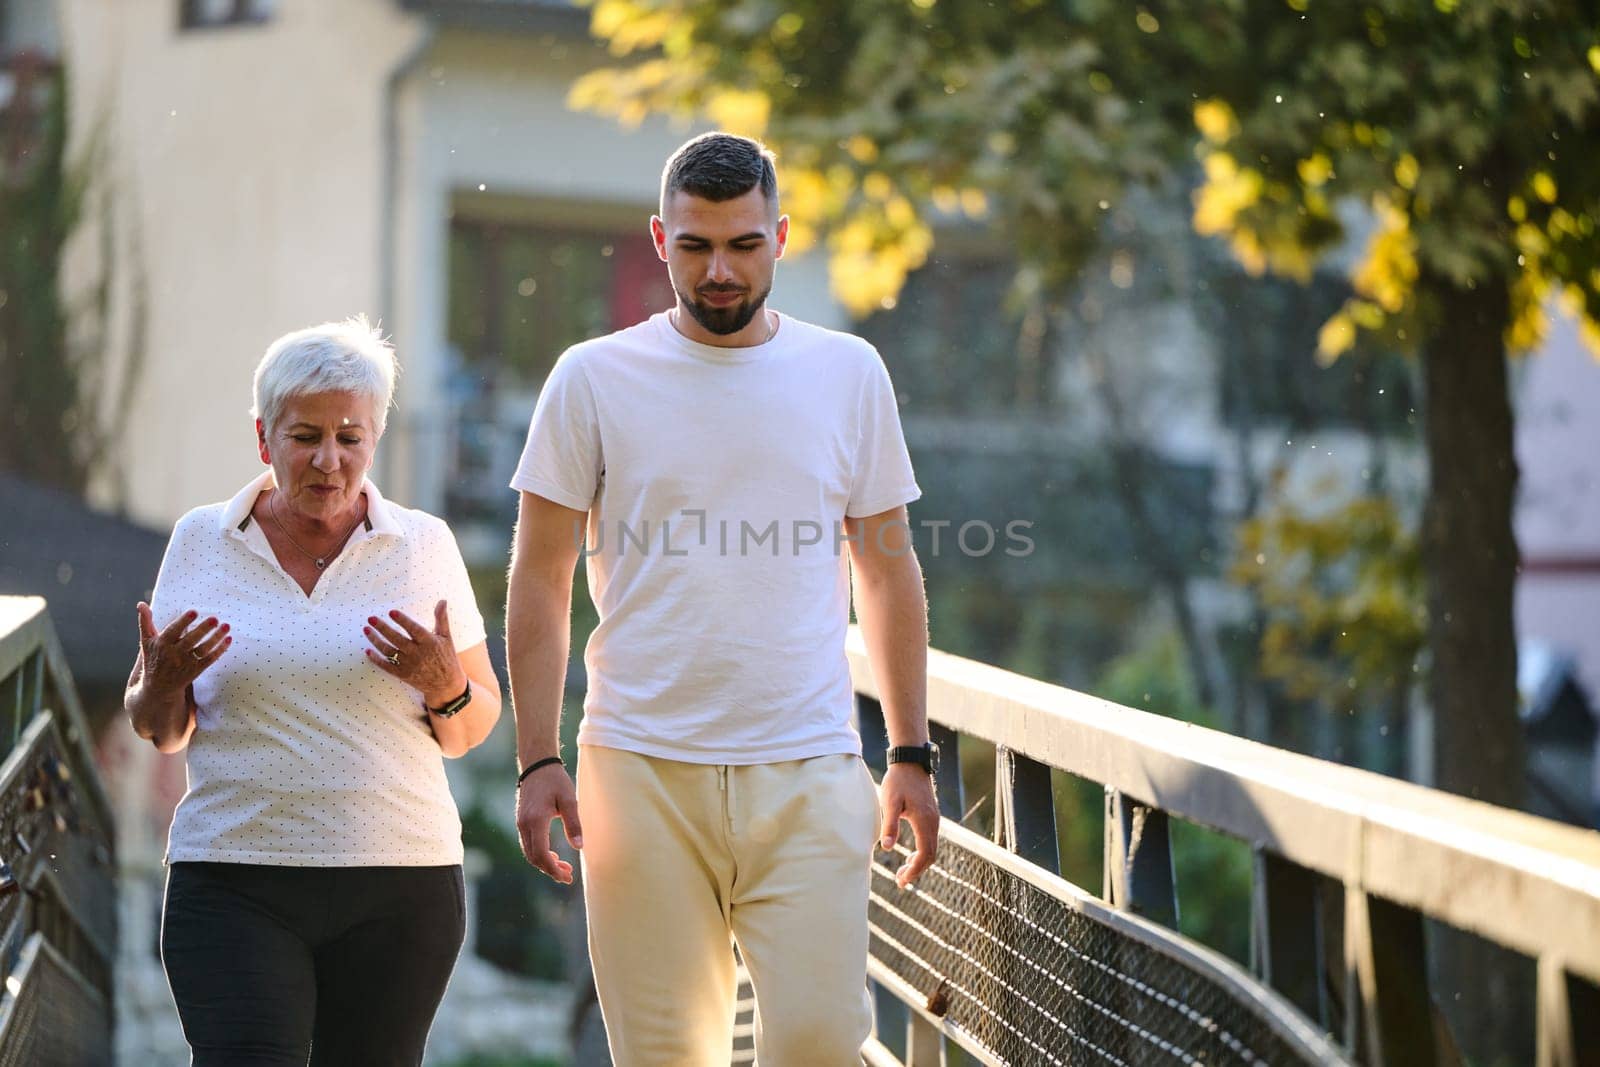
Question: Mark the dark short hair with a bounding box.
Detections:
[660,132,778,213]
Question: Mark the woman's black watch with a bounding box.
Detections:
[887,742,939,776]
[427,681,472,719]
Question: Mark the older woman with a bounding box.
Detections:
[125,316,501,1065]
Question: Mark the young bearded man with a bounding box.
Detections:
[506,132,938,1066]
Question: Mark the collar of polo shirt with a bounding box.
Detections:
[219,468,406,542]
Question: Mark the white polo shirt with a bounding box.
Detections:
[150,470,486,867]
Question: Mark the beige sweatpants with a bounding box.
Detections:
[577,745,881,1067]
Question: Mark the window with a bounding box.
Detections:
[2,0,64,56]
[180,0,275,30]
[447,217,669,386]
[443,214,672,523]
[0,52,60,182]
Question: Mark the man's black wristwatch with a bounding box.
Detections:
[426,680,472,719]
[887,741,940,776]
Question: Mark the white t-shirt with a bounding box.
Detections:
[510,310,920,764]
[150,470,487,866]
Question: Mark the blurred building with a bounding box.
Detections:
[1518,641,1599,827]
[1514,308,1600,825]
[1515,310,1600,712]
[55,0,846,553]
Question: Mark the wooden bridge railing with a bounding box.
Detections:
[0,597,118,1066]
[845,628,1600,1067]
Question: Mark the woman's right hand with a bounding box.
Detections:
[136,603,231,696]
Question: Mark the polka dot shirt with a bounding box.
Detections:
[149,469,487,867]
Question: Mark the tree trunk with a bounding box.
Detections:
[1420,271,1531,1064]
[1418,271,1524,808]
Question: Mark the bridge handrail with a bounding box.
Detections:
[0,596,118,1066]
[846,630,1600,985]
[0,597,115,838]
[864,812,1350,1062]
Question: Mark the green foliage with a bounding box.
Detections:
[0,61,80,489]
[1095,631,1206,717]
[1179,0,1600,359]
[0,60,139,498]
[574,0,1177,313]
[1232,482,1425,713]
[575,0,1600,354]
[456,564,588,985]
[1168,818,1255,967]
[1050,769,1104,897]
[1092,634,1254,963]
[459,804,567,981]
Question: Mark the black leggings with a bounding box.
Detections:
[161,862,466,1066]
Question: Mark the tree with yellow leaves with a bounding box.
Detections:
[1179,3,1600,824]
[570,0,1600,824]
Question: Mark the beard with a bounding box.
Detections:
[676,282,772,337]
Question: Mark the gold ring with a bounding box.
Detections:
[387,652,400,666]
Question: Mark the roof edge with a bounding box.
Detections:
[396,0,590,36]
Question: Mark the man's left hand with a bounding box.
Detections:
[879,762,940,888]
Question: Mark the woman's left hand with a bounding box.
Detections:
[364,601,468,708]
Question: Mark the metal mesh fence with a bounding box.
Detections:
[0,717,116,1065]
[0,934,110,1067]
[868,829,1336,1066]
[0,725,116,953]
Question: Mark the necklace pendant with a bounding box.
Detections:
[315,558,326,569]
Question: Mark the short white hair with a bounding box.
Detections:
[251,315,398,435]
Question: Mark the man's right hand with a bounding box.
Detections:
[515,764,583,884]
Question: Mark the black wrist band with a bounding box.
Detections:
[517,756,564,784]
[425,679,473,718]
